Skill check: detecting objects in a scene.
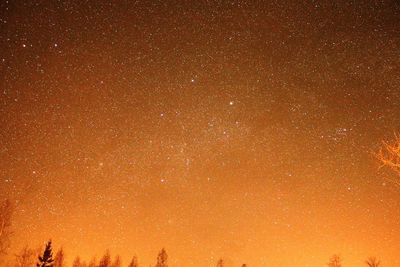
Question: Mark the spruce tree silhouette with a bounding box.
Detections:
[98,250,111,267]
[53,248,65,267]
[72,256,82,267]
[155,248,168,267]
[36,240,54,267]
[127,256,139,267]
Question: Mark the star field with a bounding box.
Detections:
[1,1,400,266]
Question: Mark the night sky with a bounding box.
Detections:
[1,1,400,266]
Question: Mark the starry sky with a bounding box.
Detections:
[1,1,400,266]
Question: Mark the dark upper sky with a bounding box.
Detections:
[1,1,400,266]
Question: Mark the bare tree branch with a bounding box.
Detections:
[328,254,342,267]
[365,257,380,267]
[376,134,400,186]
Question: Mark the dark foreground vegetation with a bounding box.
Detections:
[0,200,384,267]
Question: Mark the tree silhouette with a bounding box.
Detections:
[328,254,342,267]
[128,256,139,267]
[98,250,112,267]
[72,256,82,267]
[0,199,13,258]
[155,248,168,267]
[365,257,380,267]
[376,134,400,186]
[71,256,81,267]
[241,264,247,267]
[36,240,54,267]
[217,259,224,267]
[53,248,65,267]
[15,246,36,267]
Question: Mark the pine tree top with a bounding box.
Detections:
[37,240,54,267]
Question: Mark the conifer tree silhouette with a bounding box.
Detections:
[53,248,65,267]
[128,256,139,267]
[155,248,167,267]
[36,240,54,267]
[72,256,81,267]
[98,250,112,267]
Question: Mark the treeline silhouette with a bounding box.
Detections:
[19,240,205,267]
[19,240,383,267]
[0,199,384,267]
